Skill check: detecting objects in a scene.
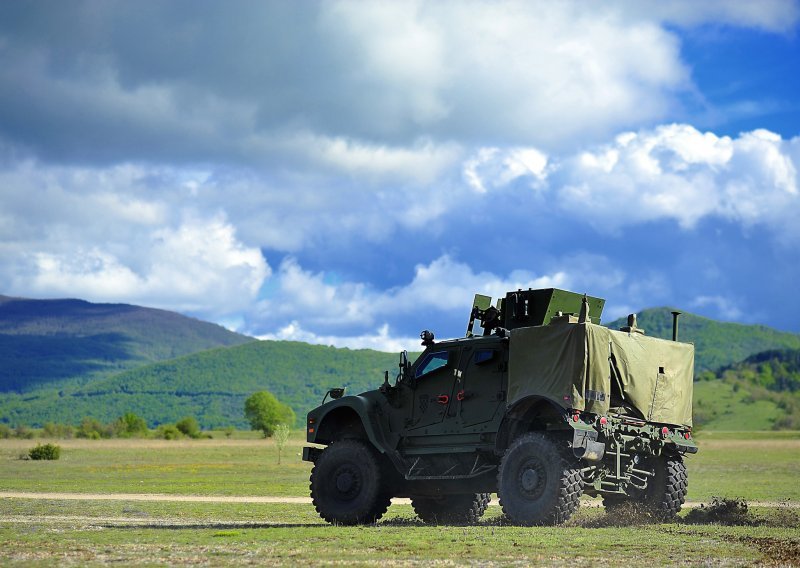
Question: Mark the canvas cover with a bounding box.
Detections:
[508,322,694,427]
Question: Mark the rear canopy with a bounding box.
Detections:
[508,322,694,427]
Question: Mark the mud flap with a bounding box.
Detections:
[302,446,323,463]
[571,428,605,462]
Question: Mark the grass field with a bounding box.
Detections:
[1,432,799,565]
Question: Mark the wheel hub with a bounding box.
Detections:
[518,459,546,499]
[521,468,540,492]
[336,471,355,493]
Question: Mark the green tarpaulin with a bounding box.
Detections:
[508,322,694,427]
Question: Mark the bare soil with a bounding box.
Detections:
[2,491,797,508]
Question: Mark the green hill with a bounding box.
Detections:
[0,340,406,429]
[3,298,800,431]
[692,349,800,431]
[0,295,253,391]
[607,308,800,373]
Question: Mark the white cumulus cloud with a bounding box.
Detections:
[464,125,800,240]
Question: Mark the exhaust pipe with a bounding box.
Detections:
[671,311,681,341]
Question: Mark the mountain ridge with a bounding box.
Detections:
[0,295,253,392]
[2,297,800,429]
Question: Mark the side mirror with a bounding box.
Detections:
[321,387,346,405]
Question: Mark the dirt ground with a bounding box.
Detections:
[2,491,798,509]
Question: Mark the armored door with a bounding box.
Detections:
[458,345,506,427]
[406,347,459,432]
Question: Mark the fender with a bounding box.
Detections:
[305,393,392,458]
[494,395,569,453]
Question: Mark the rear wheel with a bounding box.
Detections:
[310,440,391,525]
[643,454,687,520]
[497,433,583,525]
[411,493,491,524]
[603,454,687,521]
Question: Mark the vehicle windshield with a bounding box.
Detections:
[415,351,448,378]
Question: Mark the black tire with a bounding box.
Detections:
[411,493,491,525]
[643,454,687,520]
[497,433,583,526]
[310,440,391,525]
[602,454,687,521]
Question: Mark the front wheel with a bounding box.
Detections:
[411,493,491,525]
[497,433,583,525]
[310,440,391,525]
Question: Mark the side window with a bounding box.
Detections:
[415,351,449,378]
[474,349,496,365]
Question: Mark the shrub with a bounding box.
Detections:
[155,424,183,440]
[76,417,105,439]
[175,416,201,439]
[14,425,35,439]
[29,443,61,461]
[223,426,235,439]
[0,423,11,439]
[43,422,74,439]
[115,412,149,438]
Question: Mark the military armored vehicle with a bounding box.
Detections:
[302,288,697,525]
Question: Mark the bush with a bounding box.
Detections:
[155,424,183,440]
[115,412,149,438]
[14,425,35,439]
[0,423,11,439]
[28,443,61,460]
[43,422,74,439]
[76,417,106,439]
[175,416,201,439]
[223,426,235,438]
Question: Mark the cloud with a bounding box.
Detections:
[626,0,800,33]
[0,161,270,315]
[258,322,419,353]
[17,215,269,315]
[0,0,697,167]
[691,294,745,322]
[465,125,800,241]
[245,253,631,342]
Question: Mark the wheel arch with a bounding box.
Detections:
[310,397,384,451]
[495,396,568,453]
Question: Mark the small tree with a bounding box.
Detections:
[244,391,295,437]
[115,412,149,438]
[273,423,291,465]
[176,416,201,439]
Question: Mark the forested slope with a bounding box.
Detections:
[0,295,253,391]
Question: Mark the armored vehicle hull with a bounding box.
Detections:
[303,288,697,525]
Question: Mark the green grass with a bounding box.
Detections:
[0,500,797,565]
[0,434,310,497]
[1,434,799,565]
[2,432,799,501]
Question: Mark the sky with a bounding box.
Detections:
[1,0,799,351]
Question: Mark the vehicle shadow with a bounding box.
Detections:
[99,522,325,530]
